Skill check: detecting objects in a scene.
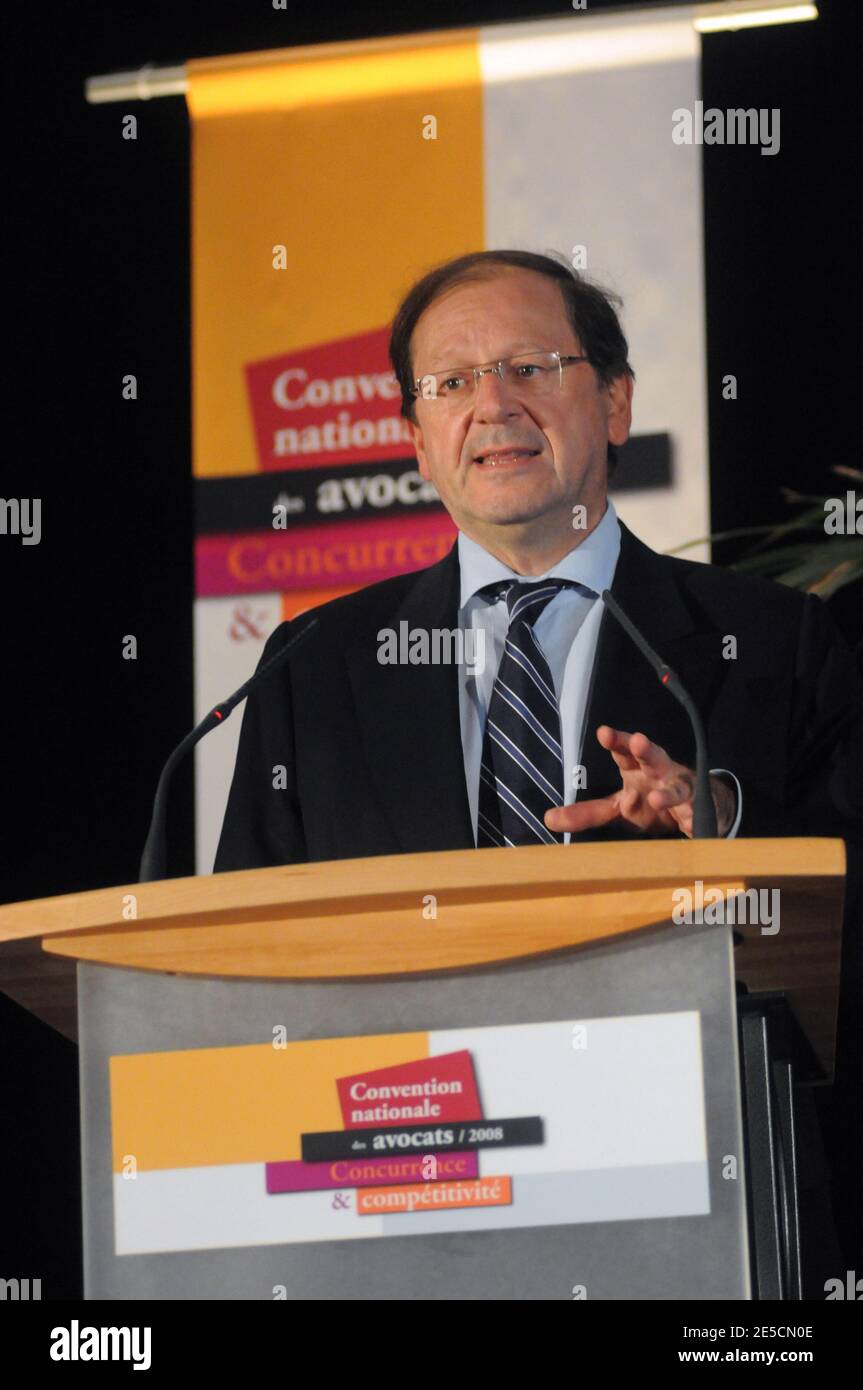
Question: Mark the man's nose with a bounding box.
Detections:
[472,369,523,421]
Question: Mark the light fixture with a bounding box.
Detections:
[694,4,818,34]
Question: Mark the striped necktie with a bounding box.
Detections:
[476,579,571,847]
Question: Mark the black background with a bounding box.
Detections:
[1,0,859,1299]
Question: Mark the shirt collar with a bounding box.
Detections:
[457,498,621,610]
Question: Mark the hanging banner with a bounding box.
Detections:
[186,12,705,870]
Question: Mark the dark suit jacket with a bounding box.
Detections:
[214,521,863,870]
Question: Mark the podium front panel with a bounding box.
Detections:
[79,923,749,1300]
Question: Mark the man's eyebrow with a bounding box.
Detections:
[423,343,549,370]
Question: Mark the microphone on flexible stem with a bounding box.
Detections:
[139,615,320,882]
[600,590,718,838]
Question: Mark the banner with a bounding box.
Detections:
[187,11,706,869]
[110,1011,708,1255]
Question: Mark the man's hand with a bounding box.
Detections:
[544,725,736,839]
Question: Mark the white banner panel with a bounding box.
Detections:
[481,12,707,552]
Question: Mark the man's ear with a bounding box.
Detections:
[606,372,634,450]
[408,417,432,481]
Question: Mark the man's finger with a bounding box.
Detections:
[545,795,621,833]
[648,777,694,809]
[596,725,641,772]
[626,729,678,778]
[598,726,676,779]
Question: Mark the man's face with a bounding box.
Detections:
[407,268,632,542]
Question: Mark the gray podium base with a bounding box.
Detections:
[79,923,749,1300]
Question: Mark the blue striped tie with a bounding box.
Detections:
[476,579,571,847]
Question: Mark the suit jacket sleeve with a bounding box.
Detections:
[740,592,863,848]
[213,621,309,872]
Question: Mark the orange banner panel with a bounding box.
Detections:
[188,34,484,478]
[110,1032,428,1172]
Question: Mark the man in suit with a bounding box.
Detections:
[214,248,863,1276]
[215,249,862,870]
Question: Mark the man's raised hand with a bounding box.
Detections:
[544,725,735,839]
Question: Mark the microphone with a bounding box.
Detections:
[599,590,718,838]
[139,615,320,882]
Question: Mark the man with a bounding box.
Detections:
[214,249,862,870]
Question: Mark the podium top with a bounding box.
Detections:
[0,838,846,1073]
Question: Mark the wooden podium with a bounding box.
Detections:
[0,838,846,1300]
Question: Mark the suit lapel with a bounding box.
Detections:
[580,521,726,811]
[345,542,476,854]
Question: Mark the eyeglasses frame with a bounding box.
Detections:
[410,350,591,402]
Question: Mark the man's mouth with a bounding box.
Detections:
[473,448,541,467]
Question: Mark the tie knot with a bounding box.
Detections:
[491,578,572,627]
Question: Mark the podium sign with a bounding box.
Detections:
[80,923,749,1300]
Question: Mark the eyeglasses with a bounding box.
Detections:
[411,350,590,407]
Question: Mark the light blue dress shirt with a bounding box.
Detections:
[456,499,742,845]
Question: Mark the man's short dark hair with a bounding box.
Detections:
[388,249,635,473]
